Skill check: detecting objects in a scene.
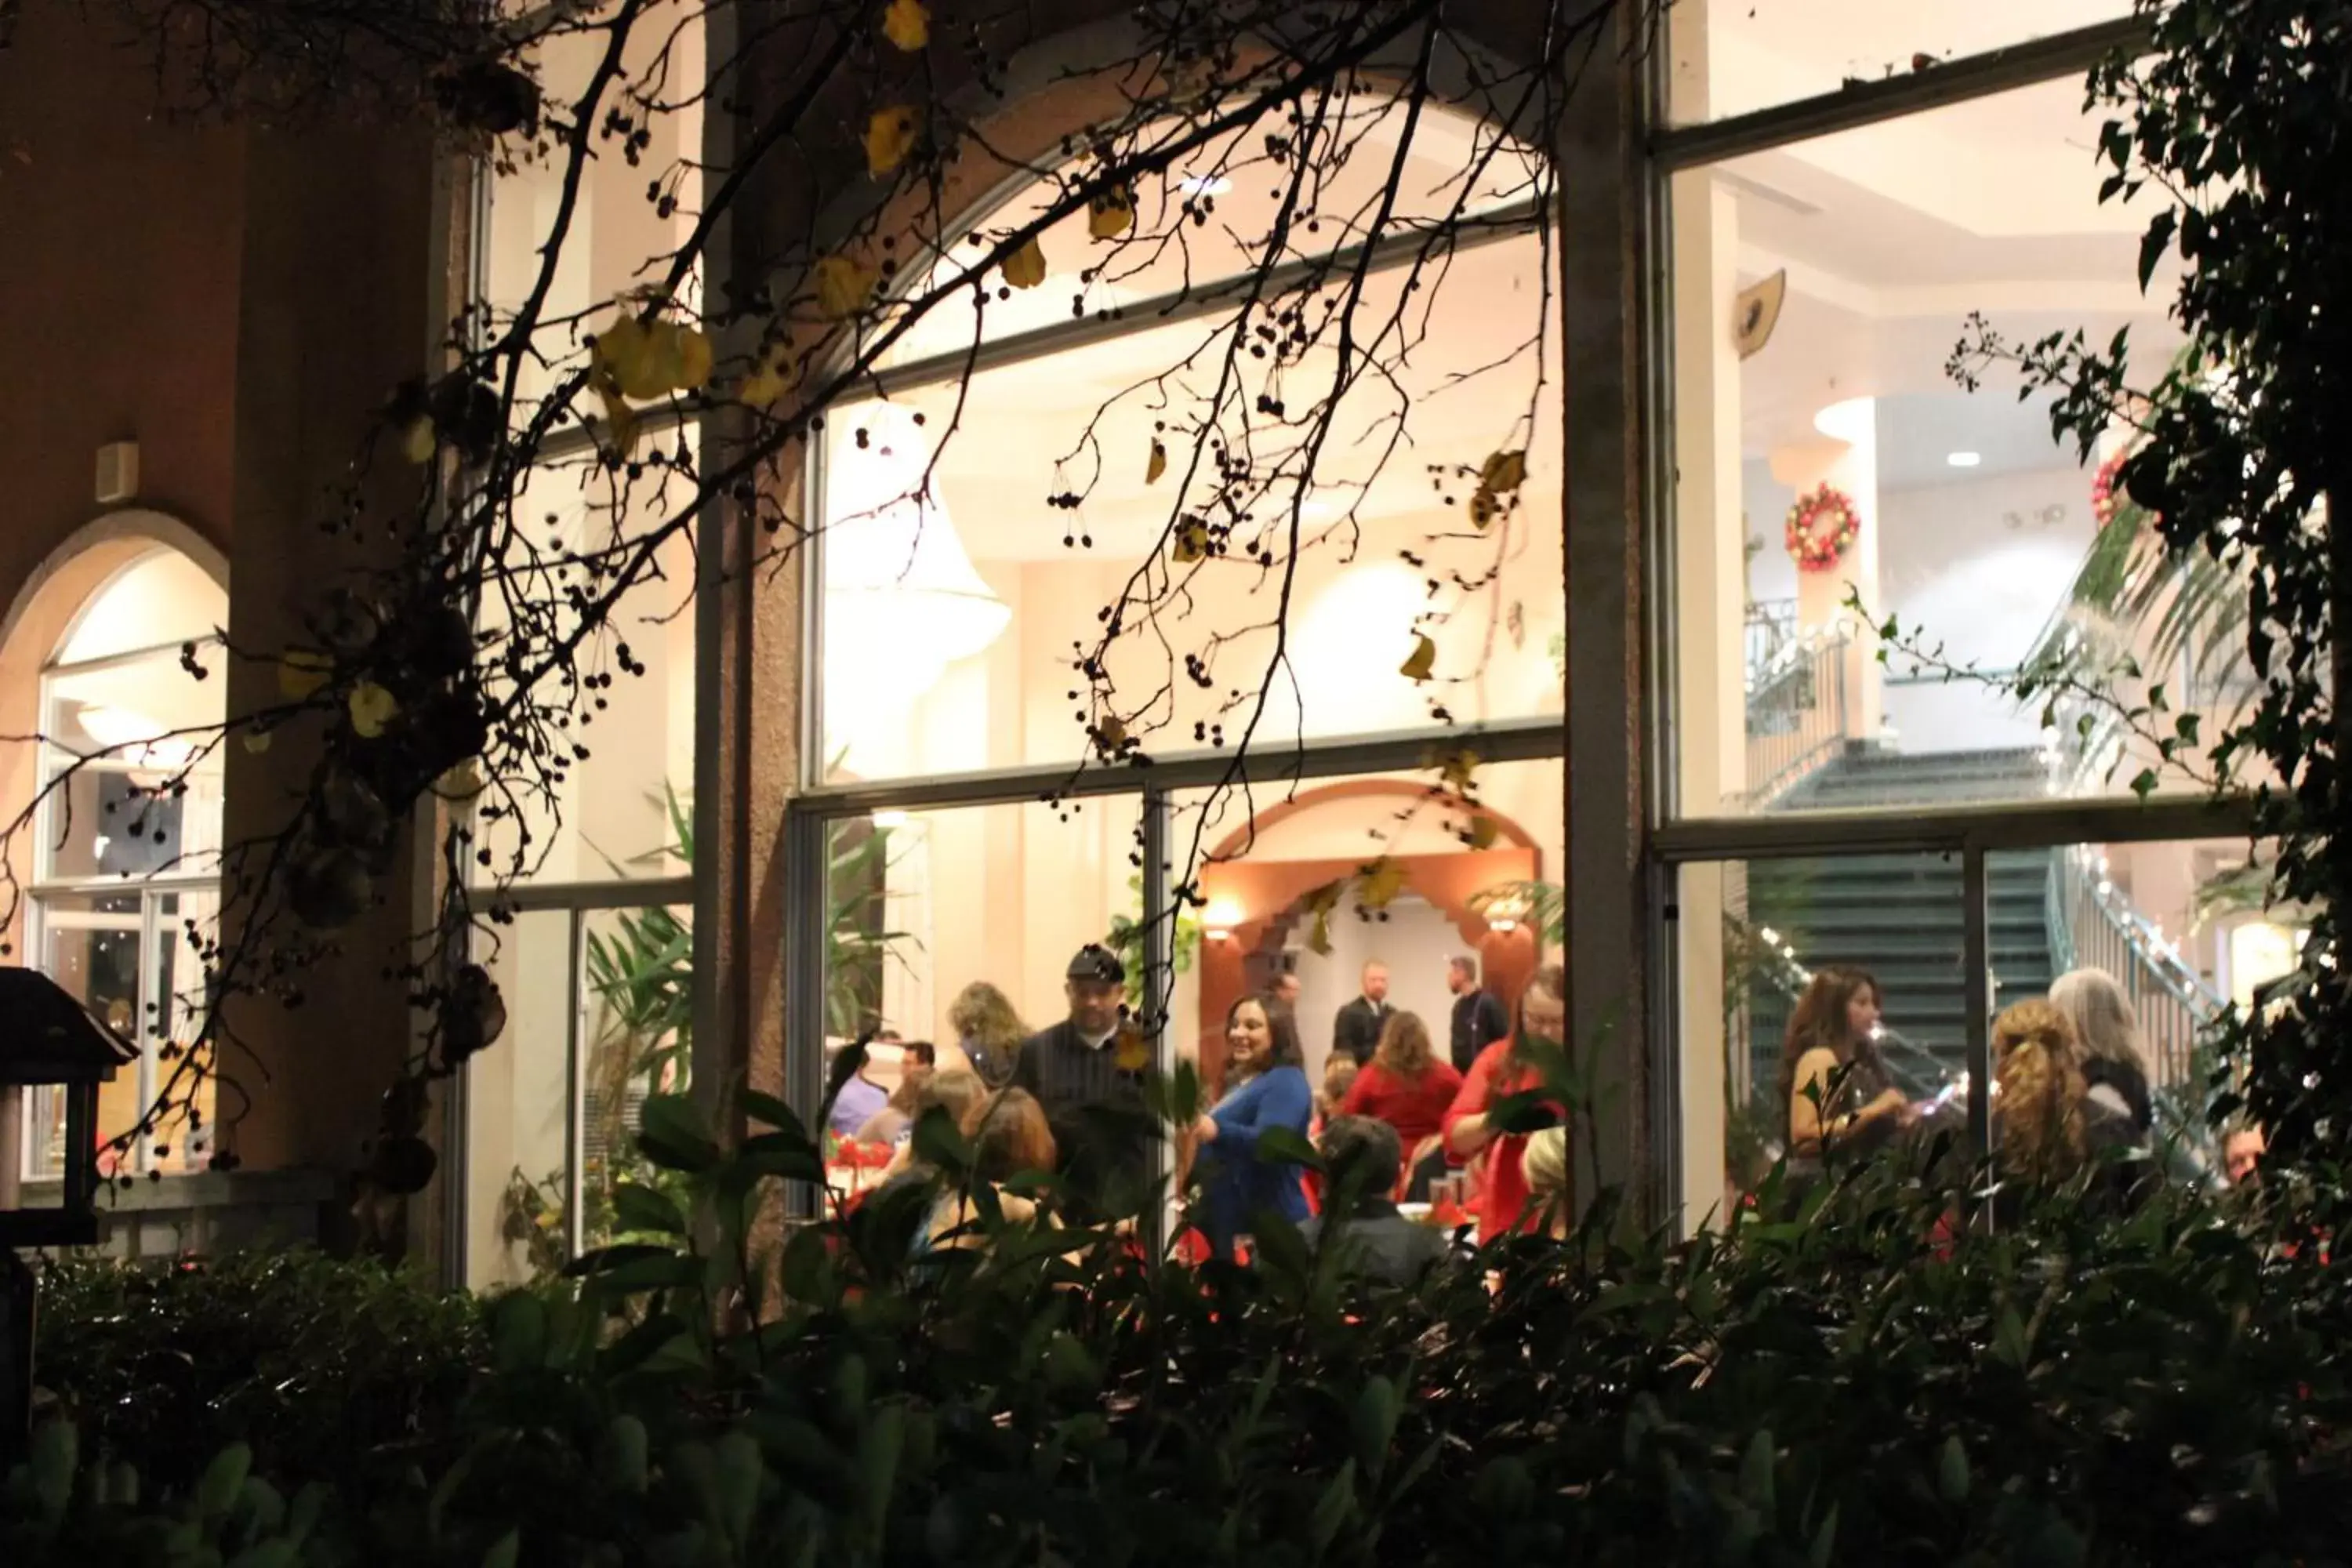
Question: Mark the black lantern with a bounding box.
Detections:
[0,967,138,1246]
[0,967,136,1461]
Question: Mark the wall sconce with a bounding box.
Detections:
[1203,898,1243,942]
[1482,892,1530,935]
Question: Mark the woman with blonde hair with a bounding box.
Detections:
[1992,1000,2092,1185]
[948,980,1028,1088]
[1521,1126,1572,1239]
[2048,967,2154,1132]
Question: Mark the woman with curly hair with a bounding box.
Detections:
[948,979,1028,1088]
[1991,1000,2092,1185]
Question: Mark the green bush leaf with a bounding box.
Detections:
[612,1181,690,1236]
[638,1092,720,1172]
[1939,1435,1970,1503]
[198,1443,253,1523]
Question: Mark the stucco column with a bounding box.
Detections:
[1555,2,1657,1221]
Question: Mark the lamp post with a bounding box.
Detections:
[0,967,138,1463]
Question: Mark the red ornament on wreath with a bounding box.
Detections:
[2090,449,2129,529]
[1784,483,1861,572]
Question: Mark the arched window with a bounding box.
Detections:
[24,544,227,1181]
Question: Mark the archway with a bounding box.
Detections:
[1192,781,1544,1095]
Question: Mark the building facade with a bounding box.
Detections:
[1,0,2278,1279]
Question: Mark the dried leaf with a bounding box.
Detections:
[673,325,713,391]
[1466,815,1500,850]
[1359,858,1407,910]
[881,0,929,51]
[400,415,436,464]
[738,347,797,409]
[1399,633,1436,681]
[1088,184,1135,241]
[434,760,485,801]
[1146,440,1167,485]
[348,682,401,739]
[1001,234,1047,289]
[1306,910,1334,956]
[1171,519,1208,563]
[594,314,666,400]
[595,374,642,456]
[1439,748,1479,793]
[1468,486,1500,529]
[1480,449,1529,495]
[241,728,272,755]
[815,255,878,321]
[278,650,333,700]
[865,105,917,178]
[1098,715,1128,749]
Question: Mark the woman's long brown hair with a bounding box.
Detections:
[1777,965,1883,1127]
[1372,1009,1436,1079]
[1993,999,2089,1183]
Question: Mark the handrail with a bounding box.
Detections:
[1741,631,1851,809]
[2049,846,2225,1090]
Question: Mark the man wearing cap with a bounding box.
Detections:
[1011,943,1154,1218]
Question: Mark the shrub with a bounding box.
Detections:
[31,1248,485,1494]
[14,1089,2352,1566]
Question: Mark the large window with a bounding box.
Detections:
[1657,13,2255,1231]
[24,547,226,1180]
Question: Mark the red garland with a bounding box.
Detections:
[1784,483,1861,572]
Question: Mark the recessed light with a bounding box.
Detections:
[1178,173,1231,197]
[1946,451,1983,468]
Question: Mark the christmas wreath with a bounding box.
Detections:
[1784,483,1860,572]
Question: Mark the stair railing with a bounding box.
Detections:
[2047,847,2226,1090]
[1743,629,1851,809]
[1730,915,1957,1098]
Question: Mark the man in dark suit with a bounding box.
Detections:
[1011,944,1153,1218]
[1447,954,1510,1073]
[1298,1116,1450,1286]
[1330,960,1392,1067]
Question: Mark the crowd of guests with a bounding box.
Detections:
[1777,961,2258,1209]
[822,942,1573,1279]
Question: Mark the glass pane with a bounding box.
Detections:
[1668,79,2227,818]
[2004,837,2256,1185]
[149,888,221,1174]
[1167,757,1564,1103]
[820,227,1563,783]
[482,5,706,429]
[577,903,692,1254]
[1665,0,2134,125]
[1679,853,1965,1221]
[34,891,147,1180]
[55,550,227,664]
[40,643,227,882]
[815,796,1143,1191]
[880,94,1542,370]
[470,450,699,884]
[465,909,578,1290]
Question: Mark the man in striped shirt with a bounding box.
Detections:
[1011,944,1154,1219]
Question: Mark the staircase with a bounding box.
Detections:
[1742,746,2060,1096]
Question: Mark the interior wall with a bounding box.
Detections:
[1291,897,1460,1085]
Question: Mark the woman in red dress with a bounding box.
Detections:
[1341,1011,1462,1196]
[1441,964,1568,1242]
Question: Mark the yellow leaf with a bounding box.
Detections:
[1302,881,1343,915]
[866,105,917,178]
[1466,815,1501,850]
[400,415,436,464]
[738,346,797,409]
[593,314,666,401]
[241,728,272,755]
[1439,747,1479,794]
[1468,485,1500,529]
[594,374,641,456]
[434,759,485,801]
[1146,440,1167,485]
[815,255,877,321]
[278,650,333,700]
[1399,633,1436,682]
[1098,715,1128,748]
[1480,448,1529,495]
[1171,518,1207,563]
[348,682,400,739]
[673,325,713,391]
[1359,857,1407,910]
[1088,184,1134,241]
[1306,910,1334,956]
[1001,233,1047,289]
[881,0,929,51]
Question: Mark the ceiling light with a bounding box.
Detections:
[1946,451,1983,468]
[1177,173,1231,197]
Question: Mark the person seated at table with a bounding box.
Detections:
[918,1087,1061,1262]
[1521,1125,1572,1240]
[1298,1116,1450,1287]
[1189,992,1312,1258]
[855,1041,937,1145]
[870,1070,989,1200]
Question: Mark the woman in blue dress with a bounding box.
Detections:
[1190,992,1312,1258]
